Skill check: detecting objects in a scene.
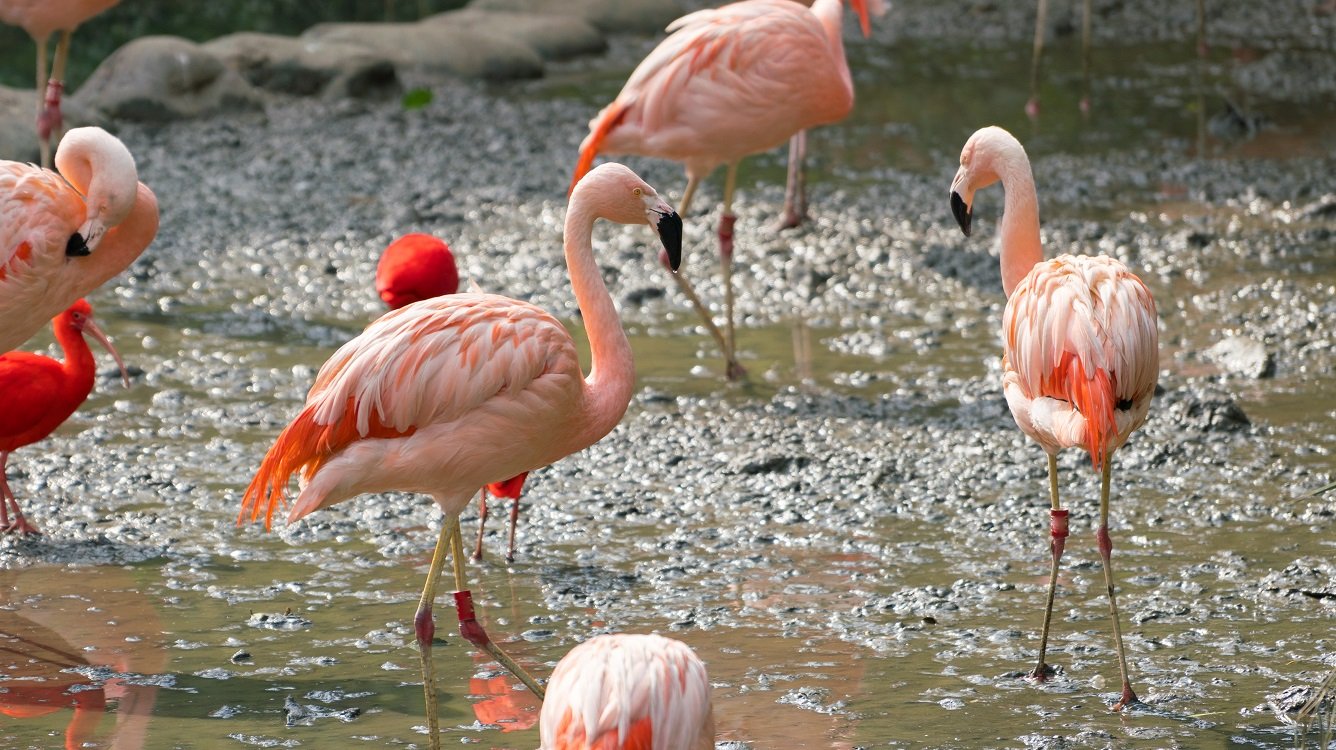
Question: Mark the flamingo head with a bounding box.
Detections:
[574,163,683,272]
[376,233,459,309]
[849,0,888,38]
[61,299,131,389]
[950,126,1023,237]
[55,127,140,255]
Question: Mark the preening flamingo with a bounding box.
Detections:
[540,633,713,750]
[240,163,683,747]
[949,126,1158,710]
[572,0,883,380]
[0,126,159,353]
[0,0,121,167]
[0,299,129,535]
[375,232,532,563]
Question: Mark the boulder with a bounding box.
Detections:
[71,36,264,122]
[302,21,542,84]
[424,9,607,61]
[203,32,401,99]
[1206,335,1274,379]
[467,0,682,35]
[0,85,40,163]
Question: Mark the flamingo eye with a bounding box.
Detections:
[633,187,643,197]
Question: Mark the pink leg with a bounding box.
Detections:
[1030,453,1064,682]
[1095,457,1140,711]
[505,497,520,563]
[472,490,489,562]
[777,130,809,230]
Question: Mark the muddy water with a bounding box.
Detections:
[3,16,1336,750]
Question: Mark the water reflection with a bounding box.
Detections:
[0,567,164,749]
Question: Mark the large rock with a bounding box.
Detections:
[467,0,683,35]
[1206,335,1275,379]
[302,21,542,84]
[0,85,40,163]
[424,9,607,61]
[203,32,401,99]
[71,36,264,122]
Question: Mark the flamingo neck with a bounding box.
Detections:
[563,200,634,440]
[996,151,1044,298]
[814,0,850,77]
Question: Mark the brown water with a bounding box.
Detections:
[3,20,1336,750]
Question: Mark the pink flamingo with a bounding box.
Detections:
[949,126,1158,710]
[0,0,121,167]
[0,126,159,353]
[375,232,532,563]
[540,633,713,750]
[240,163,682,747]
[0,299,129,535]
[571,0,883,380]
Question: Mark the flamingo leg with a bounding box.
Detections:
[1026,0,1048,119]
[447,514,546,698]
[678,175,701,218]
[1096,455,1140,711]
[38,31,73,170]
[505,496,520,563]
[1030,452,1066,681]
[665,171,744,379]
[413,516,453,750]
[33,35,50,168]
[778,130,809,230]
[472,489,488,561]
[1079,0,1093,115]
[719,161,742,379]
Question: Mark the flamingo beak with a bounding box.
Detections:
[951,191,972,237]
[84,318,131,388]
[66,232,91,257]
[651,205,683,272]
[851,0,873,37]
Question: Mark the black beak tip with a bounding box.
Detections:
[950,192,972,237]
[66,232,91,257]
[657,211,683,272]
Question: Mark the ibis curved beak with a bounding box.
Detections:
[84,318,130,388]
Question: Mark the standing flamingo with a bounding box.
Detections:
[0,0,121,167]
[240,163,683,748]
[375,232,532,563]
[0,299,130,535]
[571,0,883,380]
[540,633,713,750]
[949,126,1158,710]
[0,126,159,353]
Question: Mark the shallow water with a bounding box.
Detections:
[3,8,1336,750]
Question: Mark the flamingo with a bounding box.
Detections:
[240,163,683,748]
[0,0,120,167]
[0,126,159,353]
[0,299,130,535]
[540,633,713,750]
[949,126,1158,710]
[375,232,532,563]
[571,0,883,380]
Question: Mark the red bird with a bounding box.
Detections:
[376,233,532,562]
[0,298,129,534]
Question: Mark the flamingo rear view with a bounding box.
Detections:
[540,633,713,750]
[375,232,531,562]
[950,126,1158,710]
[0,126,158,353]
[0,299,129,535]
[571,0,884,379]
[0,0,121,167]
[240,163,683,750]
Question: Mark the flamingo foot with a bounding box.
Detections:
[453,590,491,648]
[775,206,807,231]
[1111,683,1141,711]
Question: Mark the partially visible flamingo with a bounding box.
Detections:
[540,633,713,750]
[0,298,130,535]
[572,0,884,380]
[0,126,159,353]
[949,126,1158,710]
[0,0,121,167]
[241,163,683,749]
[375,232,532,563]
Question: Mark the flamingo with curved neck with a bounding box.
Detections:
[951,126,1158,711]
[240,163,682,749]
[0,126,159,352]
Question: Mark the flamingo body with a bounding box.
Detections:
[573,0,878,188]
[540,634,713,750]
[0,298,127,534]
[0,127,158,352]
[0,0,118,40]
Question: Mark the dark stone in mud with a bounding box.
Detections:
[738,455,811,475]
[624,286,666,305]
[1260,558,1336,601]
[1165,393,1251,433]
[1206,336,1275,379]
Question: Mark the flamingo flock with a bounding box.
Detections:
[0,2,1183,747]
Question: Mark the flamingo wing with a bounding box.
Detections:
[1003,255,1159,463]
[574,0,842,185]
[240,294,575,528]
